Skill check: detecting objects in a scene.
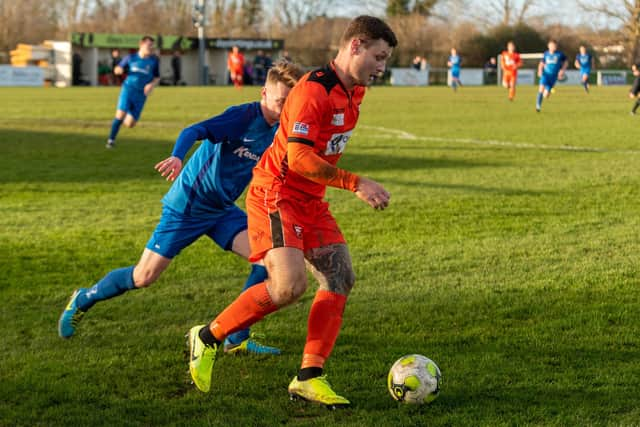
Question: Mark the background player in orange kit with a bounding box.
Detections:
[227,45,245,88]
[187,15,398,407]
[501,41,522,101]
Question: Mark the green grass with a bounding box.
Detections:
[1,85,639,426]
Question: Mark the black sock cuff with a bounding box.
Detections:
[199,324,220,347]
[297,367,323,381]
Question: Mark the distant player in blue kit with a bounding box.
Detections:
[536,39,568,112]
[59,62,304,355]
[448,48,462,91]
[107,36,160,148]
[574,45,593,93]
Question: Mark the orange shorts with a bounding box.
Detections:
[246,185,346,262]
[503,72,517,86]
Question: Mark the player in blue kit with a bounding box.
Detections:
[107,35,160,148]
[59,61,304,354]
[448,48,462,91]
[574,45,593,93]
[536,39,568,112]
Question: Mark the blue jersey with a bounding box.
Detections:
[577,53,592,71]
[449,55,461,71]
[162,102,275,217]
[119,53,160,92]
[541,50,567,77]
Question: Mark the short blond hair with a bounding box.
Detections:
[266,60,304,88]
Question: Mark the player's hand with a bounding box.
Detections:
[144,83,154,96]
[155,156,183,181]
[558,70,565,81]
[354,177,390,210]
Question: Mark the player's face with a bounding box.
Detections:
[580,46,586,54]
[548,42,556,53]
[507,43,515,53]
[139,40,154,56]
[261,81,291,125]
[351,38,393,87]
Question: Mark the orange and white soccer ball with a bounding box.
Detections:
[387,354,442,404]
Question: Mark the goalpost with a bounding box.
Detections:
[496,52,542,86]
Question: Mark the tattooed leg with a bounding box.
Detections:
[305,243,355,296]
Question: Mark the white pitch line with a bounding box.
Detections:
[360,125,640,154]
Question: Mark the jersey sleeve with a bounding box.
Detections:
[152,57,160,78]
[171,104,257,159]
[285,83,328,147]
[287,141,359,191]
[118,55,131,70]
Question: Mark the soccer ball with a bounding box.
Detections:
[387,354,442,404]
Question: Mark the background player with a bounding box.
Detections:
[574,45,593,93]
[629,63,640,115]
[536,39,568,112]
[227,45,245,89]
[187,15,397,407]
[59,62,304,355]
[500,41,522,101]
[448,48,462,91]
[107,36,160,148]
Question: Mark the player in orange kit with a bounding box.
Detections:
[187,15,398,407]
[227,45,245,88]
[500,41,522,101]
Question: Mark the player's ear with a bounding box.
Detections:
[261,86,267,99]
[350,38,362,55]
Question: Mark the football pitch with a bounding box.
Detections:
[1,85,639,426]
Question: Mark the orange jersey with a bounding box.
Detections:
[251,62,363,199]
[227,52,245,72]
[501,51,522,73]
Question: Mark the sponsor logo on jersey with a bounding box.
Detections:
[331,113,344,126]
[233,146,261,162]
[293,121,309,135]
[293,224,303,239]
[325,130,353,155]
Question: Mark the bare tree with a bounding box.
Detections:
[579,0,640,64]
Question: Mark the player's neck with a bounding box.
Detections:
[332,55,355,92]
[138,50,149,58]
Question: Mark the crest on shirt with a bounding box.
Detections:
[293,224,303,239]
[292,121,309,135]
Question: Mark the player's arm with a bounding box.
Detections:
[144,58,161,96]
[287,143,389,210]
[537,60,544,77]
[114,55,132,75]
[574,58,580,69]
[559,55,569,78]
[155,109,247,181]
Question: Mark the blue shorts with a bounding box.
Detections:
[540,73,557,91]
[580,69,591,79]
[117,87,147,121]
[145,205,248,259]
[451,69,460,79]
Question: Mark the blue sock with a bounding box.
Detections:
[452,81,457,91]
[109,118,123,141]
[225,264,268,345]
[536,92,543,108]
[76,266,136,311]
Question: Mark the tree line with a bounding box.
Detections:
[0,0,637,68]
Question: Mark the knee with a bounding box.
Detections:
[124,120,136,128]
[268,272,308,306]
[132,266,158,287]
[327,268,356,296]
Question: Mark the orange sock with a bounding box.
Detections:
[509,86,516,100]
[209,282,278,341]
[301,290,347,369]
